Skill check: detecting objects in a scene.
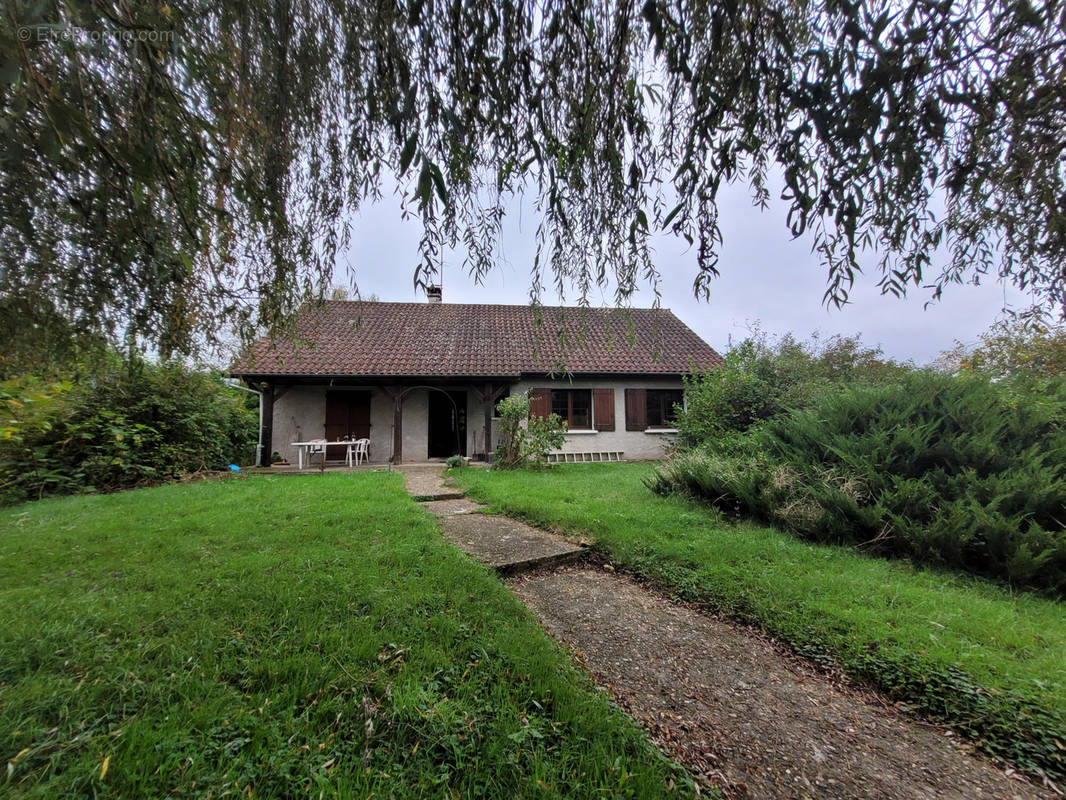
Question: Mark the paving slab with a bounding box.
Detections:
[510,568,1046,800]
[397,466,464,500]
[437,513,586,575]
[421,498,486,515]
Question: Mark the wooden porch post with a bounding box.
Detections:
[482,381,493,461]
[259,382,274,467]
[392,389,403,464]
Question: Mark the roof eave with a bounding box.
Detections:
[229,370,524,381]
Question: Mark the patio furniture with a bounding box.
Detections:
[292,438,370,469]
[346,438,370,467]
[291,439,330,470]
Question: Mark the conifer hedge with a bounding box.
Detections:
[651,372,1066,596]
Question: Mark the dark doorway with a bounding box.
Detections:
[324,391,371,460]
[427,390,466,458]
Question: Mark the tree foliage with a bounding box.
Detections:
[675,329,908,445]
[0,294,108,379]
[2,0,1065,354]
[0,357,257,504]
[937,318,1066,382]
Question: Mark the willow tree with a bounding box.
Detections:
[2,0,1064,355]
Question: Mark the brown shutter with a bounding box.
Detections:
[593,388,615,431]
[529,388,551,419]
[625,388,647,431]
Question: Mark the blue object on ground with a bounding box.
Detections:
[228,464,240,472]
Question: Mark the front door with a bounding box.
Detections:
[324,391,371,460]
[427,391,466,458]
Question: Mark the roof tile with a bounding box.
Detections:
[231,301,723,377]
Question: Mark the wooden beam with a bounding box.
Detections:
[482,381,494,461]
[259,382,274,467]
[392,390,403,464]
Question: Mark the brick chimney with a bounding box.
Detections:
[426,285,442,304]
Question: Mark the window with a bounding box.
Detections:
[551,389,592,429]
[645,389,683,428]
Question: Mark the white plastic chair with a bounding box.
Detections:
[346,438,369,467]
[308,439,327,466]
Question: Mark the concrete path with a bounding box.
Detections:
[511,567,1047,800]
[436,512,585,575]
[402,466,1049,800]
[397,465,465,500]
[405,465,586,574]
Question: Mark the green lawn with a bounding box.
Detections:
[452,463,1066,779]
[0,472,696,799]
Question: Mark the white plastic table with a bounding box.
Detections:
[290,440,351,470]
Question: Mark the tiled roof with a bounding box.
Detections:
[230,301,723,378]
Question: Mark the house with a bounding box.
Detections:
[229,291,722,466]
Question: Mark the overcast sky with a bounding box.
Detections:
[337,182,1034,365]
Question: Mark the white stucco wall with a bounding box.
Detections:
[399,389,429,463]
[511,377,684,460]
[368,389,393,462]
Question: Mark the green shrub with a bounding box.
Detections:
[675,331,909,446]
[937,317,1066,383]
[652,371,1066,595]
[493,393,566,469]
[0,357,257,505]
[445,454,464,468]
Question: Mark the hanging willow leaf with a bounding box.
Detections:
[399,132,418,175]
[661,203,684,230]
[417,160,433,210]
[0,0,1063,360]
[429,162,448,204]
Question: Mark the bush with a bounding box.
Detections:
[0,357,257,505]
[937,317,1066,383]
[493,394,566,469]
[652,371,1066,595]
[445,454,464,468]
[675,330,909,446]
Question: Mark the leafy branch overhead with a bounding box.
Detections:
[2,0,1064,353]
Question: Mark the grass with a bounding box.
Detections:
[0,472,697,799]
[452,463,1066,779]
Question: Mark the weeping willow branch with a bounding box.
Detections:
[1,0,1064,357]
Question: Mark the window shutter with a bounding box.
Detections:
[593,388,615,431]
[625,388,647,431]
[528,388,551,419]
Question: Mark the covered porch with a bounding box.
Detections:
[251,378,511,468]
